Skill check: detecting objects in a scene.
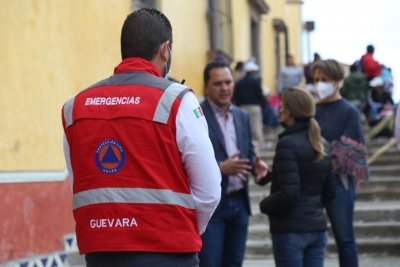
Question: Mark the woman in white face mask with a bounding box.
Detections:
[311,59,368,267]
[313,61,343,102]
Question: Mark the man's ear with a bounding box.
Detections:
[161,40,170,62]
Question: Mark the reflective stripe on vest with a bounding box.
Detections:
[63,75,189,127]
[73,187,195,210]
[63,97,75,128]
[153,83,189,124]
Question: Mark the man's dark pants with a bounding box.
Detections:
[86,251,199,267]
[199,190,249,267]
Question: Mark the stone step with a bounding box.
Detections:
[364,175,400,181]
[260,147,400,159]
[368,146,400,155]
[356,190,400,201]
[370,155,400,166]
[246,238,400,257]
[260,137,395,150]
[259,151,275,158]
[249,189,400,202]
[65,252,85,267]
[244,256,400,267]
[353,201,400,222]
[248,221,400,241]
[369,166,400,176]
[250,201,400,225]
[360,179,400,190]
[366,139,397,149]
[259,149,400,164]
[65,248,400,267]
[257,158,400,169]
[368,158,400,166]
[249,177,400,194]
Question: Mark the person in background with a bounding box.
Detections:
[395,106,400,150]
[381,65,394,95]
[340,63,368,114]
[366,77,394,121]
[61,7,221,267]
[262,94,280,129]
[304,53,321,96]
[200,61,270,267]
[365,77,395,137]
[304,53,321,84]
[233,61,244,83]
[233,60,265,152]
[278,55,302,95]
[260,87,336,267]
[361,45,381,81]
[312,59,369,267]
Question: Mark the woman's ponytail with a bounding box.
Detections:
[282,86,327,162]
[308,118,326,162]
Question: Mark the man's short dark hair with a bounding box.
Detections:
[203,61,232,84]
[234,61,244,71]
[367,45,374,54]
[121,7,172,60]
[350,64,358,72]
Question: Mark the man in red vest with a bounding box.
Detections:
[62,7,221,267]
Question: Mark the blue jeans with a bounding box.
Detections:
[272,231,328,267]
[368,106,380,120]
[263,106,279,127]
[199,191,249,267]
[325,175,358,267]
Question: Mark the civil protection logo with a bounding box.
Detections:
[95,140,126,174]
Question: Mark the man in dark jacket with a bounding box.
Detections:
[233,60,265,152]
[341,64,368,114]
[200,61,270,267]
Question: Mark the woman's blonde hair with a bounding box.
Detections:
[281,87,326,162]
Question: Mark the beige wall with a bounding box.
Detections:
[232,0,251,62]
[260,0,303,94]
[260,0,284,94]
[0,0,303,172]
[160,0,208,96]
[286,4,303,65]
[0,0,130,171]
[260,15,275,92]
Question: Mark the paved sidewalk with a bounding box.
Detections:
[244,255,400,267]
[67,253,400,267]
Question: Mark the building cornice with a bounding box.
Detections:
[249,0,270,14]
[286,0,304,4]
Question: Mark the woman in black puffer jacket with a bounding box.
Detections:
[260,87,336,267]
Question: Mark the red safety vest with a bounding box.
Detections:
[62,58,201,254]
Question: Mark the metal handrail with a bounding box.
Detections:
[367,138,397,165]
[367,114,394,139]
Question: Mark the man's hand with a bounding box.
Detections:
[219,151,252,181]
[253,155,269,183]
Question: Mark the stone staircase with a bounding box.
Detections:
[246,132,400,259]
[63,133,400,266]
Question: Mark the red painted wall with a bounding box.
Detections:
[0,178,75,263]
